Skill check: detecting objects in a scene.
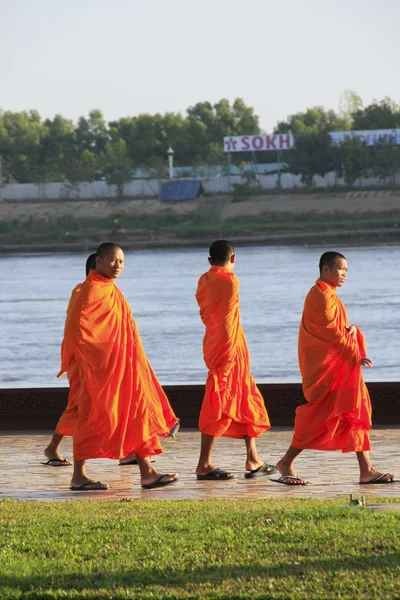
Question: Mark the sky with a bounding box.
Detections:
[1,0,400,132]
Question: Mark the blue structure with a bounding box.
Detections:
[159,179,204,202]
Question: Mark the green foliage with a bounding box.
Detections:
[340,138,370,186]
[1,208,400,246]
[370,141,400,184]
[338,89,364,129]
[352,97,400,130]
[0,498,399,599]
[1,95,400,188]
[289,132,334,186]
[100,140,132,196]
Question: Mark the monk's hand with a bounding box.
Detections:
[347,325,357,340]
[361,357,373,368]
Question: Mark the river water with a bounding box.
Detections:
[0,245,399,387]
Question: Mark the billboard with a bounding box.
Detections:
[224,134,294,153]
[330,129,400,146]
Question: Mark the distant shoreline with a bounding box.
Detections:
[1,228,399,255]
[1,191,399,255]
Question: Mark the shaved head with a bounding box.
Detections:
[96,242,125,279]
[319,251,346,275]
[85,253,97,276]
[96,242,123,259]
[209,240,234,265]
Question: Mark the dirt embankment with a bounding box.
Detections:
[1,191,400,221]
[1,191,400,253]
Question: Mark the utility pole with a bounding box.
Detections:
[167,146,174,179]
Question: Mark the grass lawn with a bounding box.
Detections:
[0,498,399,599]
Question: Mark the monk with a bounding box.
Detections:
[43,252,180,469]
[195,240,274,480]
[57,242,178,490]
[275,251,396,485]
[43,253,97,467]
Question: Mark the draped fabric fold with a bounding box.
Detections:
[292,278,371,453]
[55,282,84,437]
[57,270,177,460]
[196,266,270,439]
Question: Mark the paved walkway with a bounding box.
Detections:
[0,428,399,501]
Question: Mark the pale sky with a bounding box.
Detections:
[1,0,399,132]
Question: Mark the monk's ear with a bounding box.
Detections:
[321,264,329,277]
[230,254,235,264]
[208,257,212,266]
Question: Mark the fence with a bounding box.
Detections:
[2,172,400,201]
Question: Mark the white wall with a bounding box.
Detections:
[2,172,400,201]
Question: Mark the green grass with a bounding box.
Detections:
[0,498,399,599]
[1,210,400,246]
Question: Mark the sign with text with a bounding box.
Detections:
[224,134,294,153]
[330,129,400,146]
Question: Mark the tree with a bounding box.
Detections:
[339,138,370,187]
[0,110,45,182]
[338,89,363,129]
[74,109,108,155]
[289,132,334,187]
[275,106,346,136]
[352,98,400,130]
[186,98,259,164]
[100,139,132,197]
[370,141,400,185]
[38,115,75,182]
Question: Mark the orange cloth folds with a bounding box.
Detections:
[196,266,270,438]
[293,279,371,453]
[55,282,85,436]
[58,271,177,460]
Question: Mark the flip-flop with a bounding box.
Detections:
[245,462,277,479]
[70,481,109,491]
[197,468,236,481]
[272,474,307,486]
[41,459,71,467]
[359,473,396,484]
[118,458,155,466]
[166,420,181,440]
[141,474,178,490]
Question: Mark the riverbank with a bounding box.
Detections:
[1,191,399,253]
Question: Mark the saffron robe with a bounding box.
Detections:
[292,279,372,452]
[196,266,270,438]
[55,282,84,436]
[58,270,177,460]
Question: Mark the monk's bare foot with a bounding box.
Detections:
[195,463,217,477]
[140,471,178,487]
[359,470,396,484]
[245,458,265,472]
[44,446,71,466]
[119,455,138,465]
[275,459,306,485]
[70,476,109,490]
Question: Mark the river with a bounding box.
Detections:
[0,245,398,387]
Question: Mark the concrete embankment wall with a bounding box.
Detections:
[1,383,399,430]
[3,172,400,201]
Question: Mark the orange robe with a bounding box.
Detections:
[58,270,177,460]
[196,266,270,439]
[292,278,371,453]
[55,282,84,436]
